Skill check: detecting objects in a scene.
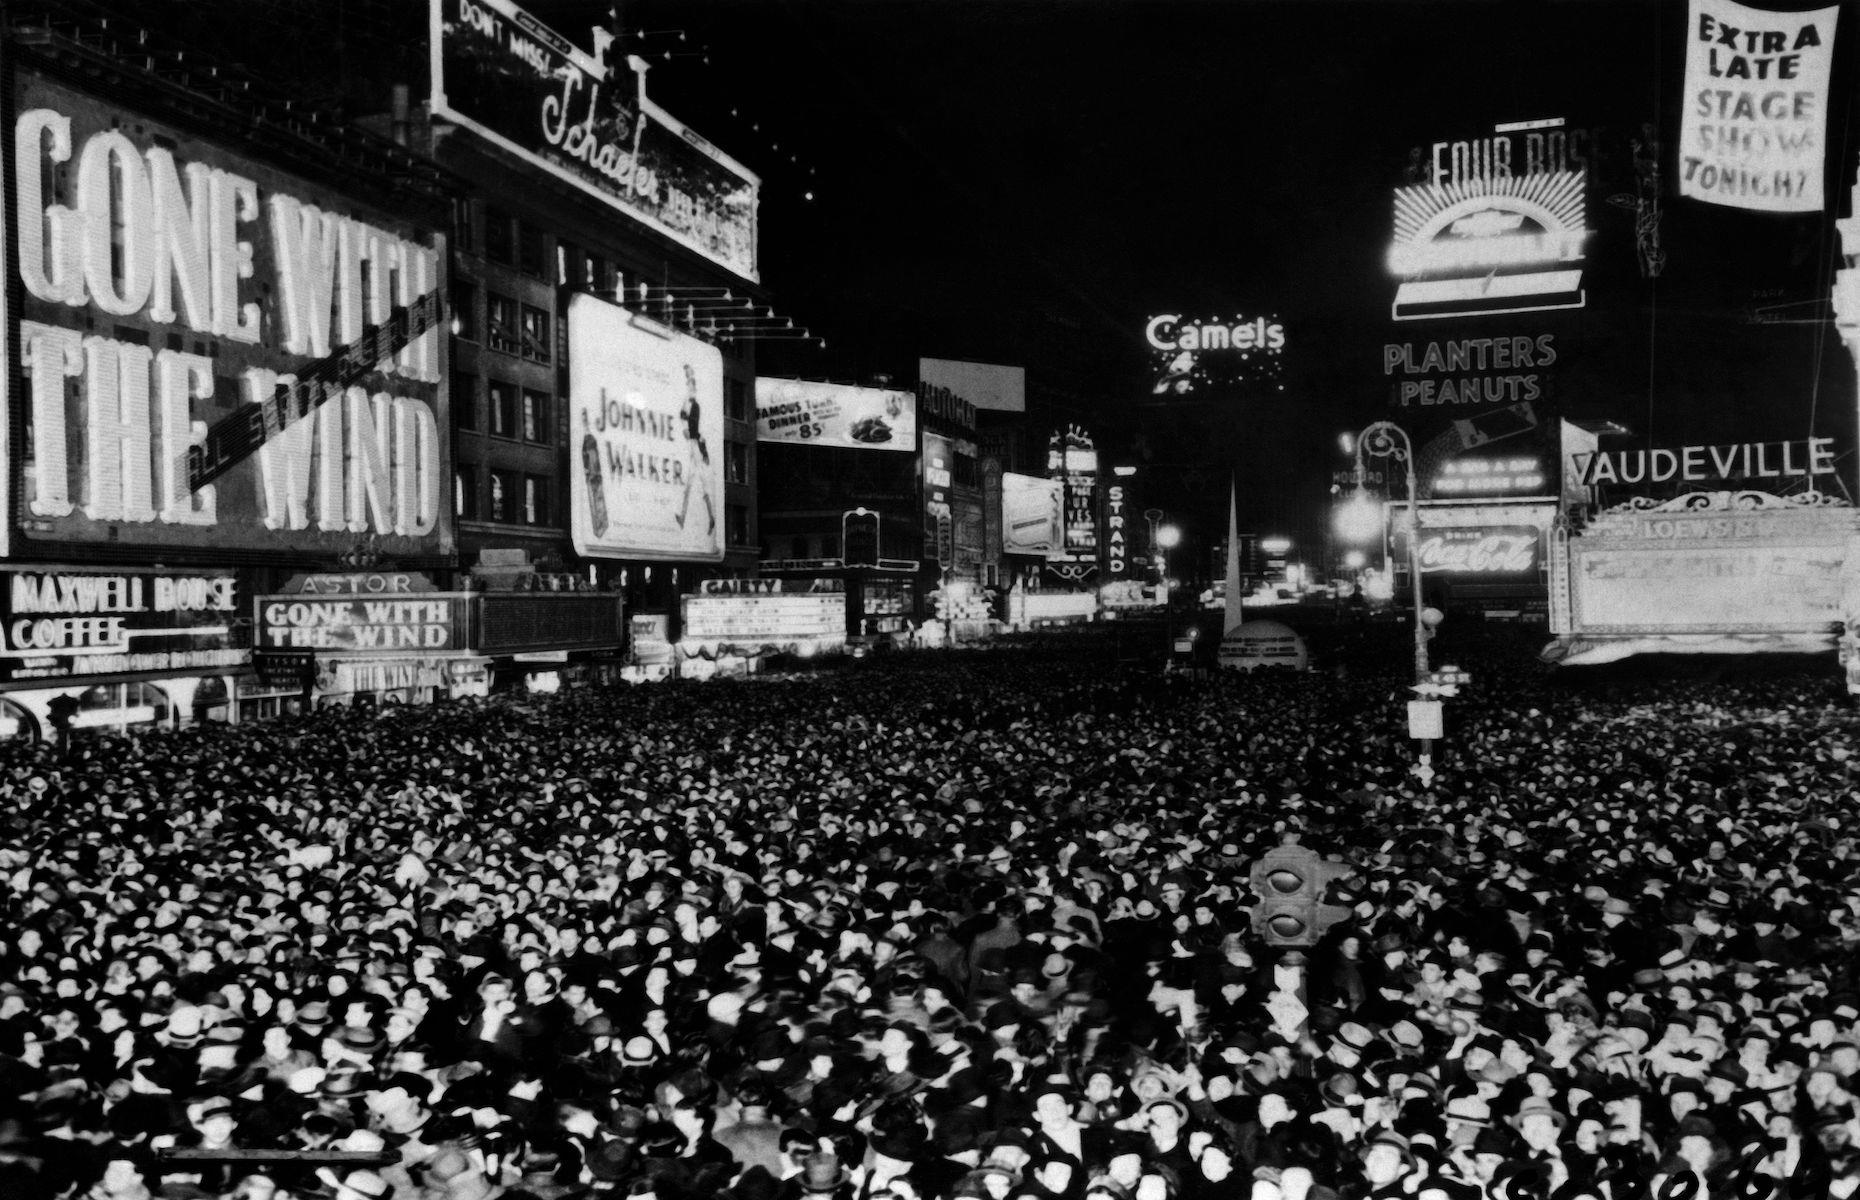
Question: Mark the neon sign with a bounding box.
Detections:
[1145,315,1285,353]
[1147,314,1287,397]
[1389,119,1589,321]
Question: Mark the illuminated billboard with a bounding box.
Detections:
[1146,314,1286,397]
[1002,473,1063,557]
[1571,437,1836,489]
[430,0,759,279]
[683,591,844,640]
[0,568,245,683]
[1388,119,1588,321]
[1679,0,1838,213]
[568,296,725,562]
[257,592,469,653]
[919,358,1026,413]
[755,379,916,451]
[1557,494,1856,635]
[1413,527,1539,577]
[12,73,448,558]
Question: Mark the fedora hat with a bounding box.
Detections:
[1364,1129,1417,1171]
[1507,1096,1567,1132]
[797,1150,849,1194]
[1445,1095,1493,1127]
[1334,1021,1376,1052]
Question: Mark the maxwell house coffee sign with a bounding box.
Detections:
[432,0,759,281]
[0,568,245,682]
[12,73,447,557]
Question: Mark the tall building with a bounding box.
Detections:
[0,1,772,737]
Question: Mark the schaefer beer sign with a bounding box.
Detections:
[431,0,759,281]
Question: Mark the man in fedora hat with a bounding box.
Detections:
[1344,1128,1416,1200]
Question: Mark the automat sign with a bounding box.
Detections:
[12,74,447,556]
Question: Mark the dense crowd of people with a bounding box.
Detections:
[2,626,1859,1200]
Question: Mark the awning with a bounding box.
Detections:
[1543,631,1837,666]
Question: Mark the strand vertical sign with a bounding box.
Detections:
[1679,0,1839,213]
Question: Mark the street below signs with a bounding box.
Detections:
[1411,682,1459,698]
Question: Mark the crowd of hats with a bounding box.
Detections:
[2,633,1860,1200]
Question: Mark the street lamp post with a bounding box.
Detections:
[1354,421,1434,764]
[1156,523,1181,605]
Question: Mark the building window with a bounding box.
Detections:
[587,252,615,295]
[449,280,477,341]
[484,206,514,264]
[524,476,550,526]
[520,305,552,364]
[726,503,748,547]
[452,199,475,254]
[489,379,518,439]
[726,440,748,485]
[455,465,478,520]
[486,293,518,356]
[522,390,551,444]
[518,222,548,278]
[489,471,508,522]
[455,371,478,431]
[725,377,750,423]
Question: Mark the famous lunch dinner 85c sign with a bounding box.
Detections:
[755,380,916,452]
[11,73,448,558]
[431,0,759,281]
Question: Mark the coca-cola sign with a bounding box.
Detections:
[1414,527,1538,576]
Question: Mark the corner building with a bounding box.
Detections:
[2,20,461,737]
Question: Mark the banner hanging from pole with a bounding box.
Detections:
[1678,0,1839,213]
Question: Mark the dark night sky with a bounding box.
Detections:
[604,0,1860,546]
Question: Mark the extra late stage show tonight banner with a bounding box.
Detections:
[569,296,725,563]
[1679,0,1839,213]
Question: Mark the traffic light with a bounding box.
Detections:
[1247,843,1356,948]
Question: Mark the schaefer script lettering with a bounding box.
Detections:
[540,72,660,203]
